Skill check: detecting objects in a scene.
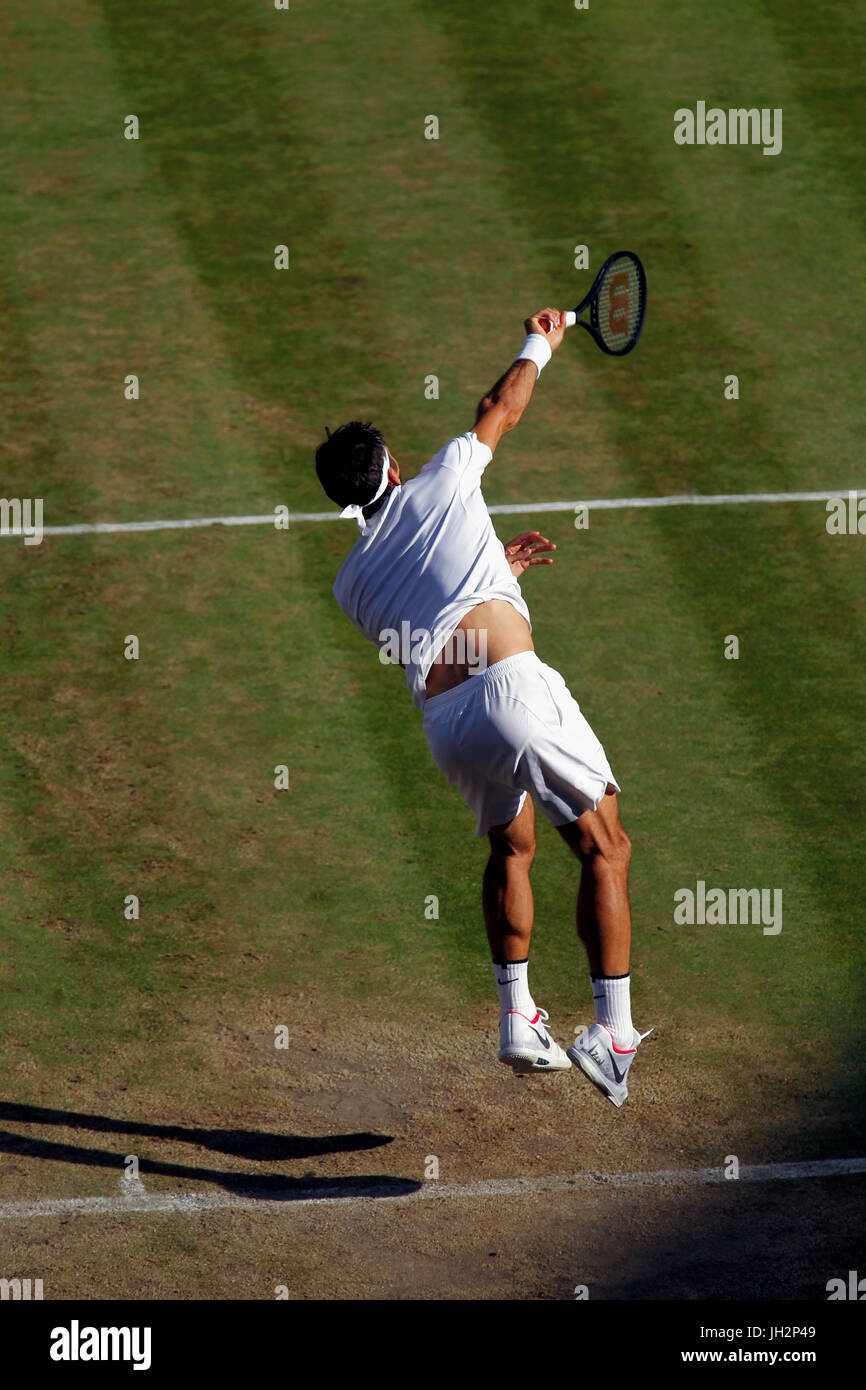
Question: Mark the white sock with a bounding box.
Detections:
[591,974,633,1048]
[493,959,535,1016]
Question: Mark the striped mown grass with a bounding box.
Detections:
[0,1,863,1132]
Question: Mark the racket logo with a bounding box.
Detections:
[608,271,630,336]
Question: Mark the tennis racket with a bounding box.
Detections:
[544,251,646,356]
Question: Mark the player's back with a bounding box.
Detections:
[333,432,530,707]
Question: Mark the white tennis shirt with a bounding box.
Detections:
[332,431,532,709]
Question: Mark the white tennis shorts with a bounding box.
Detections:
[422,650,620,836]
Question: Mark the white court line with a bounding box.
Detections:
[1,1156,863,1222]
[1,488,862,539]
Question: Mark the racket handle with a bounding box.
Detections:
[564,310,577,327]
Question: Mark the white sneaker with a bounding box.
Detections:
[498,1007,572,1073]
[567,1023,653,1107]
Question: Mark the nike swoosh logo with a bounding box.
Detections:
[529,1026,551,1049]
[590,1045,626,1085]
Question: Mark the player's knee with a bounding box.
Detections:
[602,826,631,874]
[578,823,630,872]
[509,836,537,867]
[489,828,535,866]
[616,826,632,870]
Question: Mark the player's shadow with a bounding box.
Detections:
[0,1101,417,1200]
[0,1100,388,1161]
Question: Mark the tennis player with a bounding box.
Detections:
[315,309,651,1106]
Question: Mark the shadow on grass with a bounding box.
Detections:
[0,1102,419,1200]
[0,1101,388,1161]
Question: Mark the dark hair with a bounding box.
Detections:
[315,421,389,508]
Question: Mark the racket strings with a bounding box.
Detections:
[596,257,644,350]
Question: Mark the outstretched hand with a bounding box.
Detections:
[504,531,557,578]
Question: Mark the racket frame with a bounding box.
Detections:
[565,250,646,356]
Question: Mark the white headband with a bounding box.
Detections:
[339,447,391,531]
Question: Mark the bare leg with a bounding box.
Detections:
[556,786,631,975]
[483,794,536,962]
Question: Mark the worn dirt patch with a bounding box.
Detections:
[1,992,863,1298]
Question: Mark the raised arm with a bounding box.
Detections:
[473,308,566,454]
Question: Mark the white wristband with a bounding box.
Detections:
[517,332,552,375]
